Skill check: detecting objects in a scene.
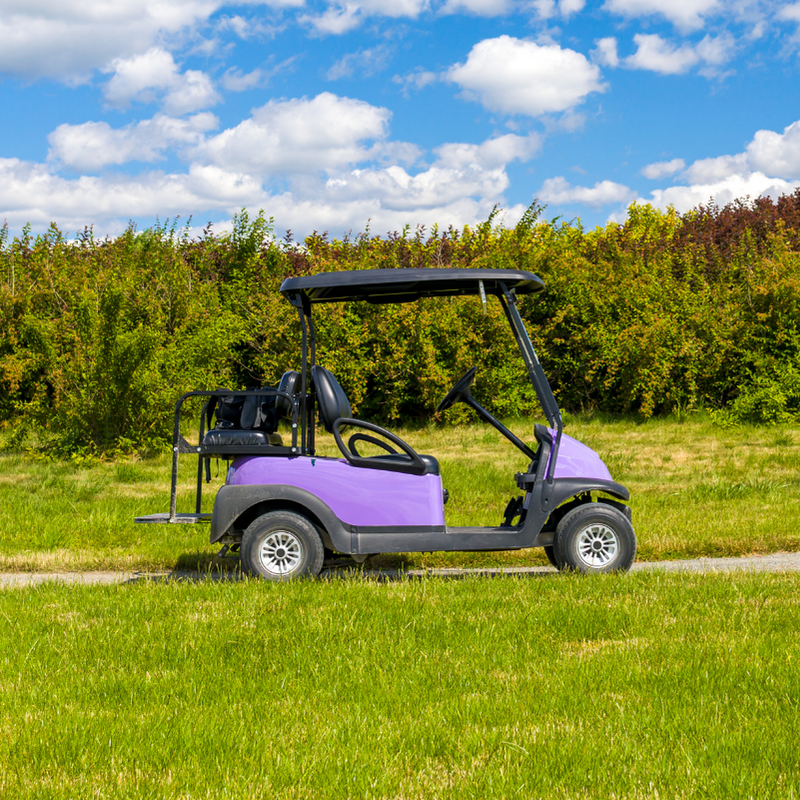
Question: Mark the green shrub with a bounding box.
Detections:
[2,191,800,452]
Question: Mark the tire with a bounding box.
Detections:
[555,503,636,574]
[543,545,562,570]
[240,511,325,581]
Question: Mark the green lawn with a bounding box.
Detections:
[1,414,799,571]
[1,571,798,798]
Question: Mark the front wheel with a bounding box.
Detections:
[555,503,636,574]
[241,511,325,581]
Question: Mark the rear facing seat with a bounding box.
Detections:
[201,370,299,452]
[203,429,284,447]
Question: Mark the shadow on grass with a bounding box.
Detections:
[128,551,557,585]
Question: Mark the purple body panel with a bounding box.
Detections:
[548,431,613,481]
[227,430,612,529]
[228,455,445,527]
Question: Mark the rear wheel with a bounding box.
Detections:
[555,503,636,574]
[241,511,325,581]
[543,545,562,570]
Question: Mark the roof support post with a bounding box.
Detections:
[286,290,309,456]
[498,285,563,482]
[306,302,317,456]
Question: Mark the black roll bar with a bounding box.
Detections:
[286,290,316,457]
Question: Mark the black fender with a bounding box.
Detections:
[532,478,631,536]
[541,478,629,514]
[210,484,352,551]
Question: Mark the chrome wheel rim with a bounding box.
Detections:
[259,530,303,575]
[576,523,619,568]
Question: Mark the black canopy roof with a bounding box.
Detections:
[279,267,544,305]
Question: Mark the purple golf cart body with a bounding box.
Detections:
[137,267,636,578]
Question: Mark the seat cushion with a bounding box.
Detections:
[203,430,283,447]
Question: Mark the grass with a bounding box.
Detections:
[2,413,800,572]
[1,570,799,798]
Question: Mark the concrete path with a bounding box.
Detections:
[2,552,800,588]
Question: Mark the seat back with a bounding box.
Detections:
[311,365,351,432]
[276,370,301,418]
[240,391,278,432]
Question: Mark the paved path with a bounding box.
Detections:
[2,552,800,588]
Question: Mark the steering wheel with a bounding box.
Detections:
[348,433,398,458]
[437,366,478,413]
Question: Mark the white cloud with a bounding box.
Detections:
[300,0,428,33]
[529,0,556,15]
[683,153,749,183]
[440,0,512,15]
[393,70,438,95]
[326,46,392,80]
[357,0,429,14]
[0,0,221,81]
[103,48,178,105]
[193,92,392,175]
[640,172,800,213]
[592,37,619,67]
[539,176,636,208]
[529,0,585,18]
[747,120,800,178]
[0,0,309,82]
[434,133,541,169]
[778,2,800,23]
[0,157,266,233]
[632,118,800,216]
[216,6,303,39]
[324,163,509,210]
[696,33,736,66]
[103,48,220,113]
[0,128,531,238]
[624,33,736,76]
[448,36,604,117]
[219,57,296,91]
[641,158,686,179]
[220,68,268,91]
[300,4,362,34]
[559,0,586,17]
[318,133,535,218]
[625,34,700,74]
[163,69,220,115]
[47,113,219,171]
[603,0,719,32]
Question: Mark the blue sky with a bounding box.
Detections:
[1,0,800,238]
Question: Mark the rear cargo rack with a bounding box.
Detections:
[135,512,212,524]
[137,389,299,525]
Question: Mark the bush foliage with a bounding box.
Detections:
[2,191,800,453]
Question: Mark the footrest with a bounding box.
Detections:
[135,512,212,524]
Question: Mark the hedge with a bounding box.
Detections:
[2,191,800,454]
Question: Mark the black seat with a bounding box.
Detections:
[312,365,352,431]
[203,430,283,447]
[202,370,301,450]
[312,365,439,476]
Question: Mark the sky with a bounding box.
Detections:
[1,0,800,239]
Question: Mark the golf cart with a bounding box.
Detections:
[136,267,635,578]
